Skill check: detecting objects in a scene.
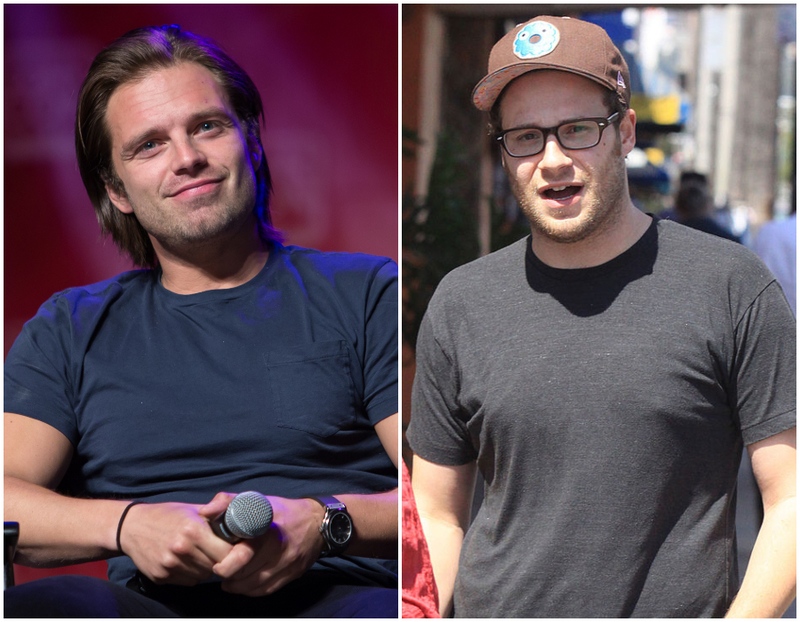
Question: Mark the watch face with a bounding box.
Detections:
[329,512,352,545]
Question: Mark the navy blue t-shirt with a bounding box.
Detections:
[5,244,398,586]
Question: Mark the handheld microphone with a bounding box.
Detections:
[209,491,273,543]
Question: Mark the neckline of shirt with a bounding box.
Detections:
[525,216,658,283]
[154,242,284,306]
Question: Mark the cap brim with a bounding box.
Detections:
[472,63,617,112]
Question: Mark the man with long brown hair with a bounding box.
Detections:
[5,25,398,617]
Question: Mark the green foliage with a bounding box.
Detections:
[403,128,479,347]
[490,197,531,253]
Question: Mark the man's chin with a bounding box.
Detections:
[527,208,595,244]
[537,227,593,245]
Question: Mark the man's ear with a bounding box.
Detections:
[619,108,637,157]
[248,140,263,170]
[499,144,510,173]
[105,180,134,214]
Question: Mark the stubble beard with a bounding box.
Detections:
[509,143,629,245]
[127,173,258,253]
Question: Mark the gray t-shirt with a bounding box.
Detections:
[407,217,795,617]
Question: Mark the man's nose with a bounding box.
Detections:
[171,137,207,173]
[538,135,572,171]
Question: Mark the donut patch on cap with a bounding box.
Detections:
[513,21,560,59]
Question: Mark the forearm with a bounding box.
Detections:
[410,455,476,616]
[416,511,464,617]
[726,496,796,618]
[5,475,128,567]
[329,488,398,559]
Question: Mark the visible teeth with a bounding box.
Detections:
[551,186,567,191]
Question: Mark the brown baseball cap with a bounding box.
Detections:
[472,15,630,111]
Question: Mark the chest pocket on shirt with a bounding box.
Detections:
[264,340,357,438]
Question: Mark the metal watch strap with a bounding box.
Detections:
[308,496,350,557]
[311,496,344,511]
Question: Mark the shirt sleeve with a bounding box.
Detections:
[406,301,478,466]
[362,259,398,425]
[4,295,79,445]
[732,280,796,445]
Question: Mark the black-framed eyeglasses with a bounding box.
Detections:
[496,112,620,158]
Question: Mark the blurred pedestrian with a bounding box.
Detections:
[752,211,796,315]
[673,171,741,242]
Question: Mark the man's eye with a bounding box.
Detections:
[563,123,591,135]
[516,131,540,143]
[139,141,158,152]
[199,121,217,132]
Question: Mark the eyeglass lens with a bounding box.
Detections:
[504,120,603,157]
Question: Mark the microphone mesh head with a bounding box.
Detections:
[225,491,273,539]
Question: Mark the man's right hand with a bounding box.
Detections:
[6,414,235,580]
[118,501,234,586]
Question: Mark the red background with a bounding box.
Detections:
[5,4,398,584]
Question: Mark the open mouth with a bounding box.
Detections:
[542,185,581,201]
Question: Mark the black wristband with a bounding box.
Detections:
[116,501,145,554]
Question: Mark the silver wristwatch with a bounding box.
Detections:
[308,496,353,557]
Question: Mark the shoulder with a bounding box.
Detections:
[22,270,155,352]
[434,237,528,303]
[420,237,528,342]
[277,245,396,282]
[655,218,779,315]
[656,218,769,275]
[29,270,153,331]
[272,245,397,315]
[7,270,154,386]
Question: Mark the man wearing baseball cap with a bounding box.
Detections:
[407,15,795,617]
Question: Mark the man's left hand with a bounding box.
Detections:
[198,492,325,596]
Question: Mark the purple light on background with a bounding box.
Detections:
[4,4,398,356]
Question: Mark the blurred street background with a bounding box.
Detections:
[402,5,796,616]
